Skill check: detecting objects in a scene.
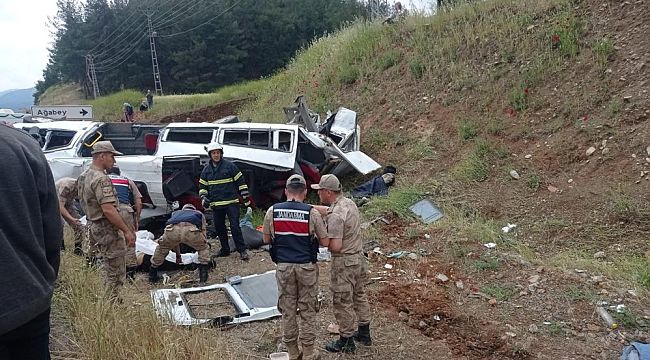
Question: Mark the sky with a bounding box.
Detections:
[0,0,435,93]
[0,0,59,92]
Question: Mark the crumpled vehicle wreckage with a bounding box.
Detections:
[13,97,380,223]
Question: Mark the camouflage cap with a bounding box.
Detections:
[310,174,341,191]
[286,174,306,188]
[91,140,123,155]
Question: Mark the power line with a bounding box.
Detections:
[158,0,243,38]
[94,33,148,72]
[91,23,147,62]
[153,0,209,30]
[150,0,194,26]
[88,4,145,54]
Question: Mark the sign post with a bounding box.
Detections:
[31,105,93,120]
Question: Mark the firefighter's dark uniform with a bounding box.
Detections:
[198,158,249,258]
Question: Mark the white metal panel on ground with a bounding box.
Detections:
[151,270,280,326]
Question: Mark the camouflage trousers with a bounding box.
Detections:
[330,253,371,337]
[118,203,138,268]
[63,206,84,248]
[276,262,319,346]
[151,223,210,267]
[88,218,127,296]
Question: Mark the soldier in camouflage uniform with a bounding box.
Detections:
[312,174,372,354]
[55,177,84,255]
[77,141,136,297]
[263,175,330,360]
[149,203,211,283]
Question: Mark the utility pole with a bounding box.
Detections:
[146,13,163,96]
[85,54,101,99]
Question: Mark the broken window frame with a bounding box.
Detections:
[164,128,216,144]
[43,130,77,151]
[220,128,293,153]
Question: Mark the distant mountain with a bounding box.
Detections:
[0,88,35,112]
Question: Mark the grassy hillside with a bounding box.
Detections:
[51,1,649,358]
[38,83,85,106]
[45,0,648,289]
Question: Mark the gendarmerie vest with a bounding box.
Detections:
[271,201,317,264]
[108,174,132,205]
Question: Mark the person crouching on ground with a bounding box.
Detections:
[149,203,211,283]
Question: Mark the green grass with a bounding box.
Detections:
[86,81,266,121]
[641,270,650,290]
[509,86,529,112]
[452,138,495,182]
[593,37,614,67]
[458,119,479,140]
[360,184,425,220]
[338,66,360,85]
[41,0,582,128]
[53,251,228,359]
[549,250,650,290]
[486,117,506,136]
[612,307,641,329]
[480,284,517,301]
[527,174,541,191]
[376,49,401,70]
[473,254,501,271]
[609,192,649,223]
[409,60,425,79]
[547,322,566,337]
[565,285,595,302]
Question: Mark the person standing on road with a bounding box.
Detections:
[312,174,372,354]
[55,177,85,255]
[77,141,135,297]
[262,175,330,360]
[199,142,251,261]
[149,203,211,283]
[0,124,62,359]
[107,166,142,279]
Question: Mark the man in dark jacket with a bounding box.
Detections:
[199,142,250,261]
[0,125,62,359]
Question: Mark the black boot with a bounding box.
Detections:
[354,324,372,346]
[149,267,160,283]
[239,250,249,261]
[216,248,230,257]
[199,264,209,283]
[325,336,355,353]
[126,267,138,281]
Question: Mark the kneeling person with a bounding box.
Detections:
[150,204,210,283]
[263,175,329,360]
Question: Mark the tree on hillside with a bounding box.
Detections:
[36,0,366,101]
